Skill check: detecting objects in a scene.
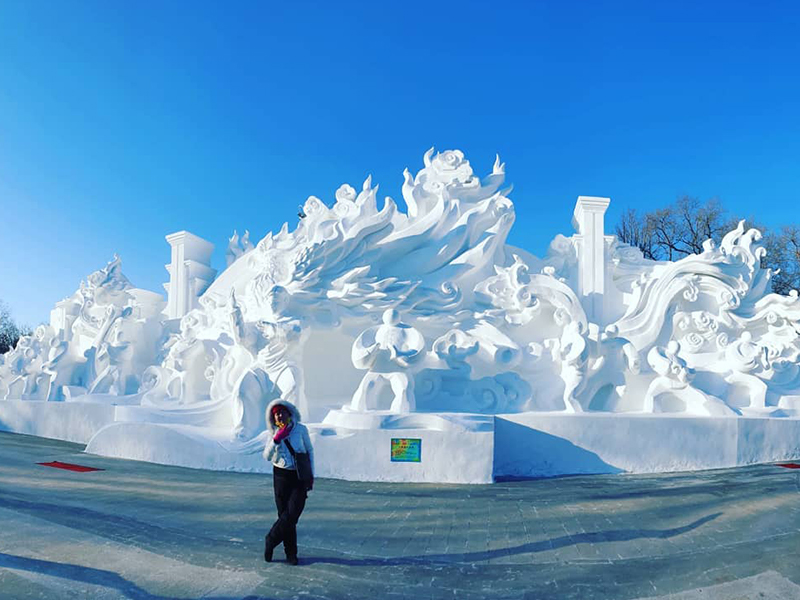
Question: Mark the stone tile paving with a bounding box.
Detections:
[0,430,798,599]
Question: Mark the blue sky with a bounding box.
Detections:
[1,1,798,326]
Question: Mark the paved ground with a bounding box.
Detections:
[0,431,799,600]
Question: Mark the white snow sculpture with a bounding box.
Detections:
[723,332,771,411]
[226,230,254,267]
[241,230,254,253]
[141,309,223,406]
[1,333,43,400]
[2,257,166,402]
[350,309,424,413]
[227,287,304,438]
[413,326,534,414]
[3,147,800,482]
[582,325,640,412]
[41,330,86,400]
[226,230,243,266]
[547,320,590,413]
[643,341,736,416]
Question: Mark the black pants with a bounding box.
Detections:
[266,466,307,557]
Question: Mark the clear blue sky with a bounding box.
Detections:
[1,1,798,327]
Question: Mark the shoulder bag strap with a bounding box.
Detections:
[283,439,297,457]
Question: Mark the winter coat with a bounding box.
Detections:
[263,398,315,475]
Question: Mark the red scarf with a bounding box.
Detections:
[273,419,294,444]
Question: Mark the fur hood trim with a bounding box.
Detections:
[266,398,302,432]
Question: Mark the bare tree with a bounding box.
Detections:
[616,196,752,261]
[615,208,658,260]
[644,205,684,261]
[673,197,734,255]
[763,226,800,295]
[0,301,31,355]
[642,196,738,260]
[615,195,800,295]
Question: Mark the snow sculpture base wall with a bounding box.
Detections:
[85,423,270,473]
[315,409,495,483]
[495,413,800,478]
[0,400,117,444]
[2,400,798,483]
[83,409,497,484]
[311,427,494,484]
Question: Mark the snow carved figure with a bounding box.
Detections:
[250,285,305,414]
[643,341,736,416]
[547,320,590,413]
[2,336,39,400]
[582,325,641,411]
[227,287,304,439]
[41,332,86,401]
[86,305,135,395]
[724,331,771,411]
[141,309,223,406]
[350,309,425,413]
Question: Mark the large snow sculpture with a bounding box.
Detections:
[2,148,800,483]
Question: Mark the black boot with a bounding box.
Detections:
[286,554,298,566]
[264,536,274,562]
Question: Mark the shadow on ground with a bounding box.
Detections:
[0,553,274,600]
[300,512,721,566]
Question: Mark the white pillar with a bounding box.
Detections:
[572,196,611,324]
[50,298,79,341]
[164,231,217,320]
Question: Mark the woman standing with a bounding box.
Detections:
[263,398,314,565]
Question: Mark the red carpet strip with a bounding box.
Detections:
[37,461,104,472]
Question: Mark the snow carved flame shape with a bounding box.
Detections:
[613,221,780,352]
[236,148,515,323]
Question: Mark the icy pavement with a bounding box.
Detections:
[0,431,799,600]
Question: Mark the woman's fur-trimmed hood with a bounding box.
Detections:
[266,398,302,433]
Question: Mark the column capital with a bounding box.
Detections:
[164,231,216,320]
[572,196,611,234]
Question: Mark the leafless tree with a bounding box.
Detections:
[763,226,800,295]
[0,301,31,355]
[614,196,798,295]
[616,196,734,261]
[644,197,739,260]
[615,208,658,260]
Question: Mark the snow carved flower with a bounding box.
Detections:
[335,184,356,204]
[428,150,473,184]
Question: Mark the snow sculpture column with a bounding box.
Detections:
[49,298,79,342]
[164,231,217,320]
[572,196,611,325]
